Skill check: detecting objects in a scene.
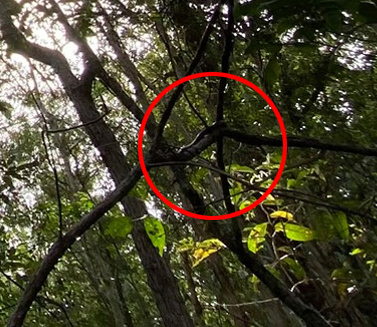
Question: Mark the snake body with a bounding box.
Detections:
[181,120,227,151]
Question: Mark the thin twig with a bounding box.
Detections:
[215,0,234,122]
[155,0,225,141]
[47,112,109,134]
[211,298,280,307]
[216,0,236,222]
[30,91,64,240]
[0,268,74,326]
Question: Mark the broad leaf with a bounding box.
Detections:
[144,217,166,256]
[270,210,294,221]
[333,212,349,241]
[239,200,252,210]
[247,223,268,253]
[105,216,133,238]
[275,223,316,242]
[192,248,217,267]
[281,257,306,280]
[230,182,243,205]
[192,238,224,267]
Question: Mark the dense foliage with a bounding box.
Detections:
[1,0,377,326]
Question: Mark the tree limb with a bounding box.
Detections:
[222,128,377,156]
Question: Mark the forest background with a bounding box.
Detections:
[1,0,377,326]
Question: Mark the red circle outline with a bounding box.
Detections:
[138,72,287,220]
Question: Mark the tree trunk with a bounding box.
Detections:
[65,84,193,327]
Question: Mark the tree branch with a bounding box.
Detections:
[222,128,377,157]
[215,231,332,327]
[175,123,377,158]
[47,0,157,136]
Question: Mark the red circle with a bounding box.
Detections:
[138,72,287,220]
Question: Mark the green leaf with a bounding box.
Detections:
[310,212,335,241]
[270,210,294,221]
[247,223,268,253]
[333,212,349,241]
[281,257,306,280]
[229,164,254,174]
[144,217,165,256]
[234,1,263,17]
[192,167,208,184]
[350,248,364,256]
[287,178,297,189]
[311,212,348,241]
[198,238,224,249]
[105,216,133,238]
[230,182,243,205]
[293,27,315,42]
[263,194,284,206]
[177,237,195,252]
[77,192,94,211]
[239,200,252,210]
[276,19,297,36]
[275,223,316,242]
[331,267,352,280]
[294,44,319,55]
[129,180,149,200]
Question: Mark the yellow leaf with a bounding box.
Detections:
[177,237,195,252]
[270,210,294,221]
[192,248,219,267]
[191,238,224,267]
[197,238,224,249]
